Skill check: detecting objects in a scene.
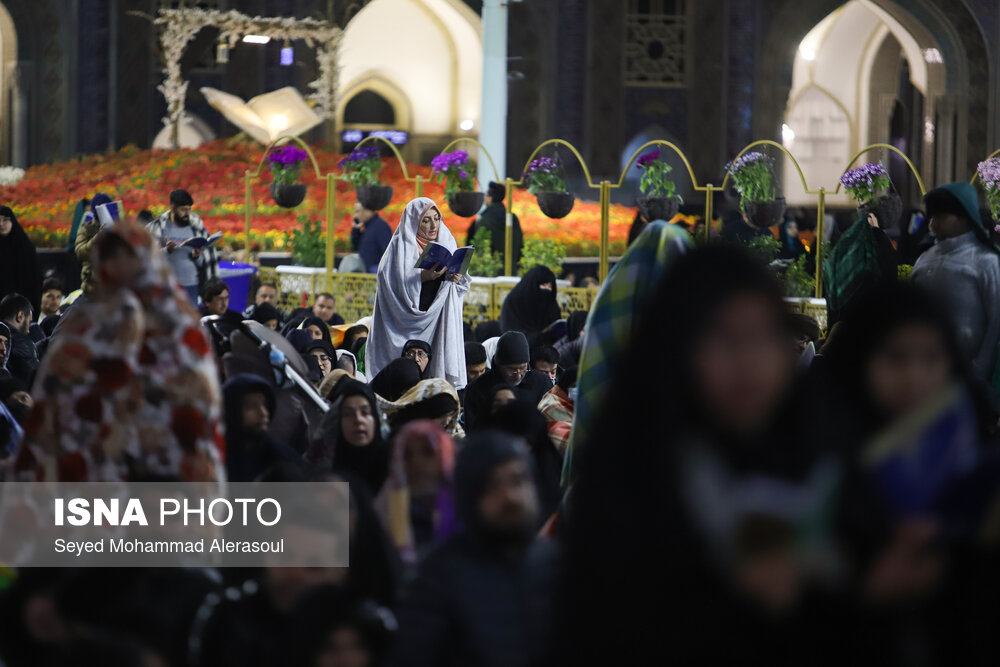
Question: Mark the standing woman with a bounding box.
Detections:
[499,265,562,346]
[0,206,40,316]
[367,197,471,389]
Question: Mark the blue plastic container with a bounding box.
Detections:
[218,261,257,313]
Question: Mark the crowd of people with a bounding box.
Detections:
[0,179,997,666]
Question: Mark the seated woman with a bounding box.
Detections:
[366,197,470,389]
[381,379,463,438]
[370,358,423,402]
[401,339,432,377]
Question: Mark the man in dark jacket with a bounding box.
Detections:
[463,331,553,429]
[350,201,393,273]
[222,374,301,482]
[466,182,523,270]
[393,431,559,667]
[0,295,39,386]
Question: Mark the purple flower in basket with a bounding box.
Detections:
[840,162,889,191]
[725,151,770,174]
[527,157,558,174]
[268,145,308,167]
[977,158,1000,189]
[338,146,378,168]
[637,149,662,169]
[431,151,470,173]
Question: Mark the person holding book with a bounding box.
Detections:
[147,189,219,303]
[367,197,471,389]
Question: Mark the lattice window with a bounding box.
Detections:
[623,0,687,87]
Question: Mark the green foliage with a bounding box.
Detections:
[638,152,681,201]
[726,152,777,212]
[745,234,781,263]
[518,238,567,277]
[468,227,503,277]
[897,264,913,281]
[290,214,326,267]
[784,254,815,298]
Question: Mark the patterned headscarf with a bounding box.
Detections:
[377,420,457,563]
[13,220,223,482]
[563,221,691,484]
[377,378,465,438]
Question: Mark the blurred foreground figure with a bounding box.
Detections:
[12,220,223,481]
[393,431,559,667]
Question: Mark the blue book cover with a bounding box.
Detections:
[179,232,223,250]
[414,241,475,275]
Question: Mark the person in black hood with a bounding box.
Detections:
[248,301,282,331]
[0,206,40,317]
[499,266,562,346]
[401,339,432,377]
[393,431,559,667]
[306,379,392,497]
[463,331,552,429]
[370,358,423,401]
[222,374,300,482]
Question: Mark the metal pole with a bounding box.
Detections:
[703,185,714,244]
[244,172,252,263]
[599,181,610,282]
[504,178,514,276]
[479,0,508,190]
[815,187,825,299]
[326,173,336,291]
[415,174,423,198]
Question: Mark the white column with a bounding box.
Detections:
[478,0,508,187]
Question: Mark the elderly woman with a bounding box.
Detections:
[366,197,471,389]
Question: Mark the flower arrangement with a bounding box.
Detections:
[637,149,679,201]
[726,152,777,211]
[523,157,566,195]
[430,151,476,195]
[977,157,1000,225]
[267,145,308,186]
[338,146,382,187]
[840,163,891,204]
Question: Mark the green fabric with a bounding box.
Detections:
[824,215,881,321]
[67,200,86,251]
[562,221,691,485]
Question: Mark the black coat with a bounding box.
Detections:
[466,203,523,269]
[393,532,559,667]
[463,368,552,429]
[5,327,38,386]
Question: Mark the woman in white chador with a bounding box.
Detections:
[367,197,470,389]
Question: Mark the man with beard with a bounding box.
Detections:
[393,431,559,667]
[463,331,553,430]
[0,295,39,385]
[147,189,219,303]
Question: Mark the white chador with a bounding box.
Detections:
[366,197,471,389]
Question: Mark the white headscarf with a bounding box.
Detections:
[366,198,471,389]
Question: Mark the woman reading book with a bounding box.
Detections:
[367,197,471,389]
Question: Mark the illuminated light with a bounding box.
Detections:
[216,40,229,64]
[459,119,474,131]
[266,114,289,135]
[799,45,816,61]
[280,45,293,66]
[342,130,363,143]
[924,117,935,143]
[923,48,942,64]
[782,123,795,147]
[242,35,271,44]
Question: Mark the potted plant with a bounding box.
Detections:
[977,157,1000,231]
[524,156,574,219]
[268,145,309,208]
[840,162,900,228]
[726,151,785,228]
[340,146,392,211]
[636,149,681,221]
[431,150,482,217]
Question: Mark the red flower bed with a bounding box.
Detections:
[1,140,637,256]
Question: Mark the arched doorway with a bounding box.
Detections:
[779,0,960,210]
[0,2,17,166]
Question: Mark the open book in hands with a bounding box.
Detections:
[200,86,322,145]
[179,232,223,250]
[414,242,475,275]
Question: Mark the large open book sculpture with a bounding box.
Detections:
[200,86,322,145]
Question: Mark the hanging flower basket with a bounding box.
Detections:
[447,191,484,217]
[270,182,307,208]
[268,145,309,208]
[636,149,681,221]
[638,196,680,222]
[858,193,902,229]
[536,192,576,219]
[356,185,393,211]
[744,197,786,229]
